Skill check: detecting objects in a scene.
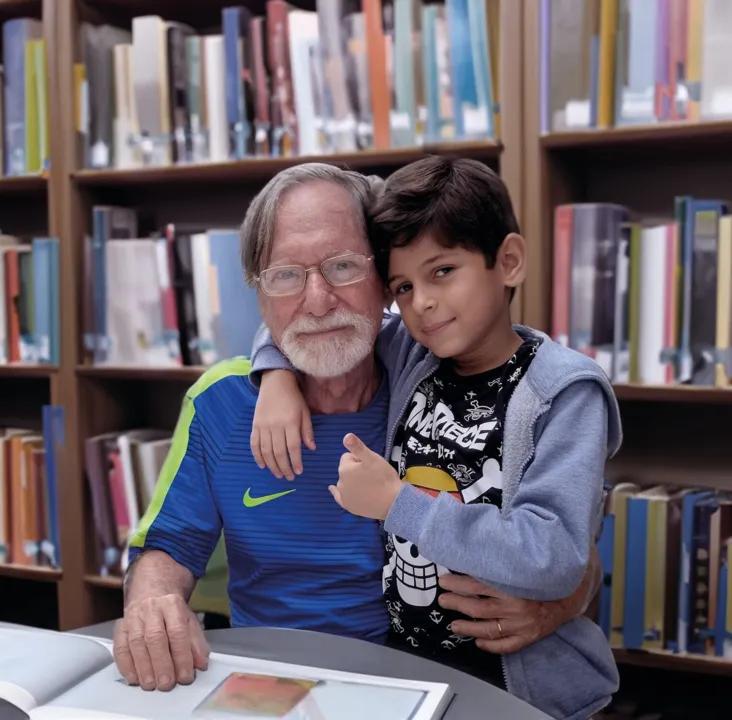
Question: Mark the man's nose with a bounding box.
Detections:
[301,271,338,317]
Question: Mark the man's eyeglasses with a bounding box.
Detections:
[254,252,374,297]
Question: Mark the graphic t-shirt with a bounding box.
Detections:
[384,338,542,685]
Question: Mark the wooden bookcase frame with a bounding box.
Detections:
[0,0,525,630]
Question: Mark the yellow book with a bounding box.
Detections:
[715,216,732,387]
[24,39,40,173]
[726,539,732,643]
[609,482,640,647]
[685,0,704,121]
[73,62,86,134]
[597,0,619,128]
[34,40,49,171]
[485,0,500,138]
[641,488,670,650]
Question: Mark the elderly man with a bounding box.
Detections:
[113,163,599,693]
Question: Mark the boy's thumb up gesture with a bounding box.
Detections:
[329,433,403,520]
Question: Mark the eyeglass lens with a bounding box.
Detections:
[260,254,370,295]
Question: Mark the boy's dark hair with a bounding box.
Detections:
[368,156,521,288]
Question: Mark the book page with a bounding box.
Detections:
[48,652,449,720]
[0,628,113,709]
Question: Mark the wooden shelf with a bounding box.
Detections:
[72,141,502,187]
[0,0,41,14]
[0,173,47,193]
[541,120,732,150]
[0,563,61,582]
[0,364,57,378]
[614,648,732,677]
[85,574,123,590]
[614,383,732,404]
[76,365,206,382]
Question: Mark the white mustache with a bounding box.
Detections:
[284,309,368,338]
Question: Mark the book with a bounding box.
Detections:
[0,626,453,720]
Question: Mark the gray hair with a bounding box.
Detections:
[240,162,384,285]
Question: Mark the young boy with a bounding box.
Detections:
[249,157,621,719]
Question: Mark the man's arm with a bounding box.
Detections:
[123,549,196,607]
[438,546,603,654]
[114,392,222,692]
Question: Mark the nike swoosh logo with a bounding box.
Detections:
[243,488,296,508]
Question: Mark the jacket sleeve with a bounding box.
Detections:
[383,379,608,601]
[128,394,222,579]
[248,322,295,388]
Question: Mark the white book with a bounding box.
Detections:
[137,437,172,507]
[701,0,732,118]
[0,436,6,563]
[113,44,140,169]
[637,225,670,385]
[105,240,177,367]
[131,16,171,165]
[203,35,228,163]
[288,11,321,156]
[191,233,218,366]
[117,429,171,534]
[0,626,452,720]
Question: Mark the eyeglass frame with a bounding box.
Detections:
[252,252,375,297]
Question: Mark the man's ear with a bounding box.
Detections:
[499,233,527,291]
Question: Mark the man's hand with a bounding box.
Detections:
[329,434,402,520]
[438,547,600,654]
[113,594,210,691]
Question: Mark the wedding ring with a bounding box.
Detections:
[496,620,504,638]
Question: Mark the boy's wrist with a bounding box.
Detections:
[384,483,433,542]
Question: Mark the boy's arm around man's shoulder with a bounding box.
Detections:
[384,379,609,602]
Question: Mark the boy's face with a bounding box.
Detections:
[387,232,525,369]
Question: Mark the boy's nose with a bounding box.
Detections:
[412,287,436,314]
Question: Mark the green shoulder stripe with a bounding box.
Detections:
[129,356,252,550]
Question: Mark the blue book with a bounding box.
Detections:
[32,238,59,364]
[597,513,615,639]
[446,0,479,139]
[421,6,439,143]
[207,230,262,359]
[623,495,648,648]
[676,490,714,652]
[42,405,65,569]
[466,0,494,138]
[2,18,42,176]
[222,6,253,159]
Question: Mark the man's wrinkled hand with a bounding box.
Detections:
[438,575,571,655]
[112,594,210,691]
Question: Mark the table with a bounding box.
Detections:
[73,621,550,719]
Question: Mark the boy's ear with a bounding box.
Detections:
[499,233,527,290]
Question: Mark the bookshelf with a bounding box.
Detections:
[523,0,732,685]
[0,0,524,631]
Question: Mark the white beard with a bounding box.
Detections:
[280,308,375,379]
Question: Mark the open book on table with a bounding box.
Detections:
[0,626,452,720]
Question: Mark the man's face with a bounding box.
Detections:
[258,180,385,379]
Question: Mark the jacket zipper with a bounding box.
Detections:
[498,400,550,693]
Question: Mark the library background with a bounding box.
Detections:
[0,0,730,717]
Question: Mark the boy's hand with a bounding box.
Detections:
[330,433,402,520]
[250,370,315,481]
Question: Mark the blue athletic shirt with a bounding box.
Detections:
[128,358,390,642]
